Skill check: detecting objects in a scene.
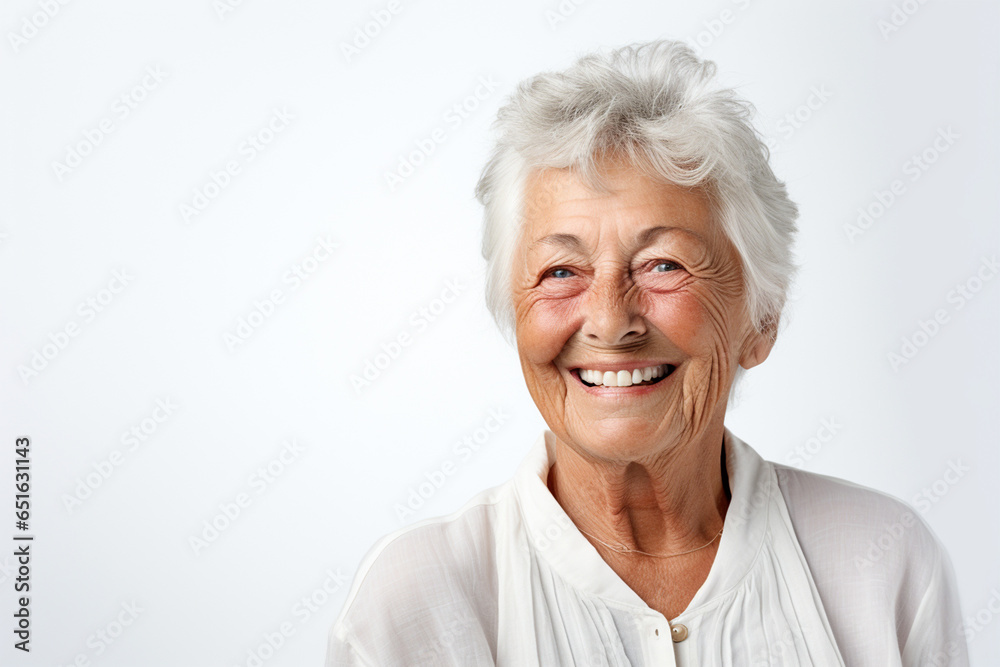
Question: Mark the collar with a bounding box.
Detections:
[512,427,772,619]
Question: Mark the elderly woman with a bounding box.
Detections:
[327,41,968,666]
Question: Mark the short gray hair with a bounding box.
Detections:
[474,39,798,349]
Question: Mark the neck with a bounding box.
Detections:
[548,421,731,557]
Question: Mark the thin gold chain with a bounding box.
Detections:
[578,526,723,558]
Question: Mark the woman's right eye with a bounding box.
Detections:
[547,268,573,279]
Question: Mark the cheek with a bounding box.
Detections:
[643,291,714,354]
[517,295,581,365]
[644,286,744,365]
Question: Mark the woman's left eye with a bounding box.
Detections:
[548,268,573,279]
[651,261,680,272]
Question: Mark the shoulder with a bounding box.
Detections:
[770,463,968,664]
[770,462,943,577]
[327,482,510,666]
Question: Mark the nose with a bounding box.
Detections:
[579,269,646,345]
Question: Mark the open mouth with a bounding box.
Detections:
[574,364,675,388]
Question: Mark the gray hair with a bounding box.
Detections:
[474,39,798,356]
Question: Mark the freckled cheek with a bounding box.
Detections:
[518,297,581,366]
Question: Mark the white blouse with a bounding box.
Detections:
[326,428,969,666]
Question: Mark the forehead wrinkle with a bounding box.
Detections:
[522,177,717,261]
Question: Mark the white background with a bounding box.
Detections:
[1,0,997,665]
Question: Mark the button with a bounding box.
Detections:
[670,623,688,642]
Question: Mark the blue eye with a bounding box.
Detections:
[652,261,679,272]
[549,268,573,279]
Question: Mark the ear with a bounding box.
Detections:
[738,316,778,370]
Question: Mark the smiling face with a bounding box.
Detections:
[512,160,775,464]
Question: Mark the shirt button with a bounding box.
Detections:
[670,623,688,643]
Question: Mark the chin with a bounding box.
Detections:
[561,416,673,463]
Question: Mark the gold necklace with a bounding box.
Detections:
[578,526,723,558]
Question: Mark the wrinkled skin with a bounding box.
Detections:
[511,159,776,617]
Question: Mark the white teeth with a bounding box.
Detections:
[579,365,669,387]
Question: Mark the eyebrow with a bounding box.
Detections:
[528,226,707,252]
[528,233,585,251]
